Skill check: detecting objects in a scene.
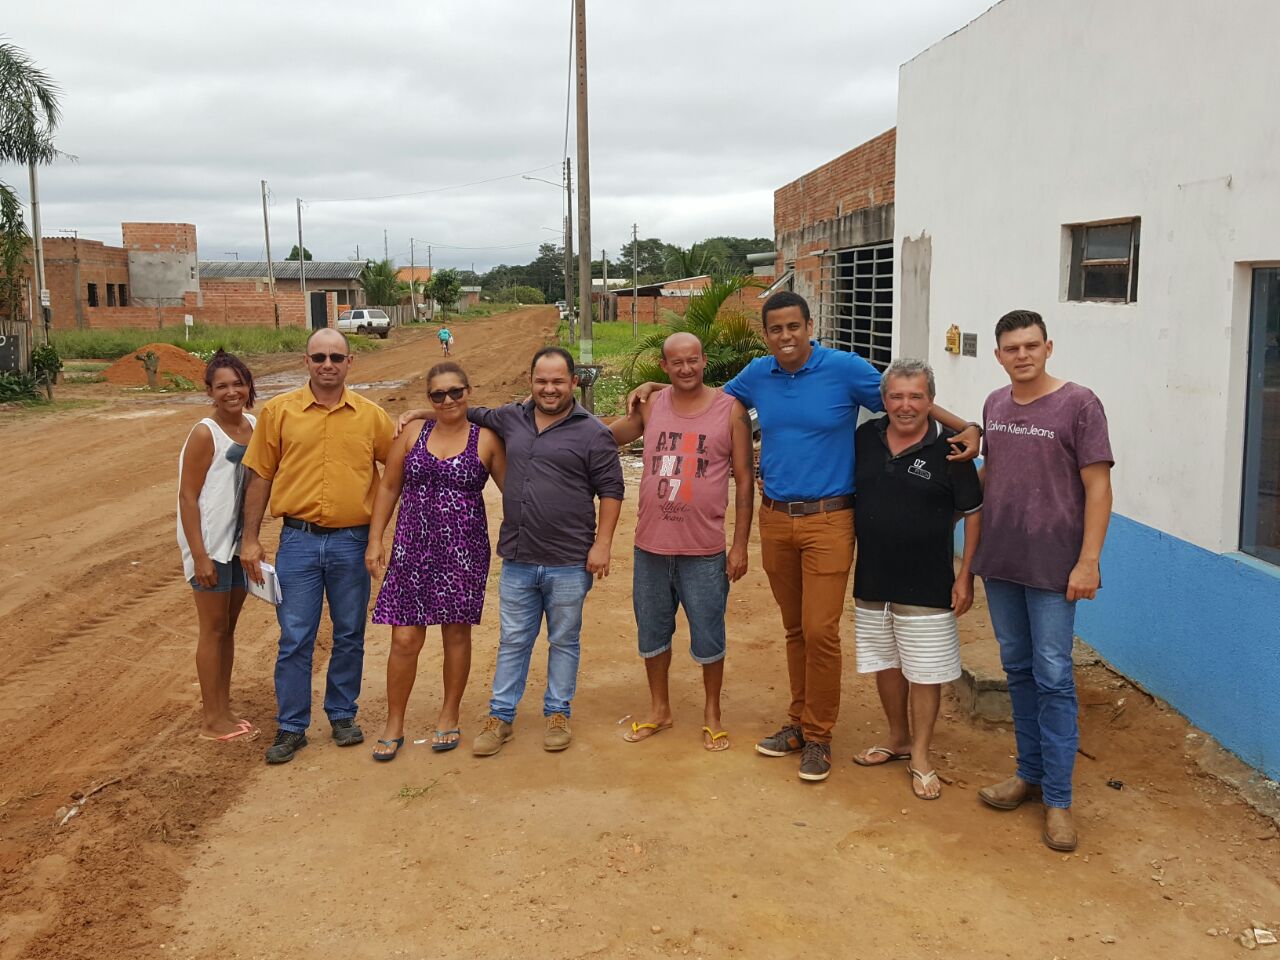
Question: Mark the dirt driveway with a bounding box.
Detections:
[0,306,1276,959]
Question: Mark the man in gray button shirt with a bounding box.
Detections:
[401,346,624,754]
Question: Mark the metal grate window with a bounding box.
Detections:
[821,243,893,370]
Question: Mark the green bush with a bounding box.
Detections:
[494,286,545,305]
[0,371,41,403]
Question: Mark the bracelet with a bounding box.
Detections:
[966,421,984,436]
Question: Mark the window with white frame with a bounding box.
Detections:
[1065,218,1140,303]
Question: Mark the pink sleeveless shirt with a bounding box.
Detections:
[635,388,736,556]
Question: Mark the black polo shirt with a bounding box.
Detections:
[853,417,983,608]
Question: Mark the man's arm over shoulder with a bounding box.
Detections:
[466,403,516,435]
[609,402,646,446]
[842,350,884,413]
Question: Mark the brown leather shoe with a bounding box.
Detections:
[978,775,1041,810]
[1043,806,1078,852]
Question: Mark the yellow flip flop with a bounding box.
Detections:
[702,726,730,752]
[623,721,673,742]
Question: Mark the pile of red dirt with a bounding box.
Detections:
[103,342,207,387]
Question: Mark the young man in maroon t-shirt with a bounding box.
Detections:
[974,309,1114,853]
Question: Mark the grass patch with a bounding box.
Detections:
[63,360,109,373]
[556,321,644,417]
[0,397,105,419]
[64,372,106,384]
[53,325,380,361]
[395,780,439,803]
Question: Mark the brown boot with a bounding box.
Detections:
[978,775,1041,810]
[1043,806,1077,852]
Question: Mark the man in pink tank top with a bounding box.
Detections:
[610,333,755,751]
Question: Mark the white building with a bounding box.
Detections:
[894,0,1280,777]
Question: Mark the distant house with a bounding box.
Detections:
[199,260,366,329]
[455,286,482,312]
[609,274,771,325]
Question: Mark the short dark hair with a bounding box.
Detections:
[761,290,811,327]
[306,327,351,352]
[427,360,470,389]
[994,309,1048,344]
[204,349,257,409]
[530,345,575,376]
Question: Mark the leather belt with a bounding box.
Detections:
[283,516,368,536]
[761,494,855,516]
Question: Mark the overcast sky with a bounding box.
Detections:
[4,0,994,272]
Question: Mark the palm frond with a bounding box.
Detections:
[0,41,63,166]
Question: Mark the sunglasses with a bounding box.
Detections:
[429,386,468,404]
[308,352,349,364]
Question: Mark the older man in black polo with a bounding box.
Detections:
[850,357,982,801]
[401,346,624,754]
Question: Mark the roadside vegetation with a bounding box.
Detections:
[52,325,379,361]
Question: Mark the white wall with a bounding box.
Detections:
[894,0,1280,553]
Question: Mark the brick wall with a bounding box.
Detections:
[42,238,132,329]
[610,283,770,325]
[774,128,896,240]
[122,222,197,253]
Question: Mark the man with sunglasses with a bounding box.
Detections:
[242,327,395,765]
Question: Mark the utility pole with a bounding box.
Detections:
[261,180,276,300]
[574,0,594,409]
[28,163,50,345]
[632,223,639,337]
[296,199,307,328]
[410,238,417,317]
[384,229,389,262]
[564,158,575,339]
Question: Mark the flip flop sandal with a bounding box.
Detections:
[623,721,673,743]
[372,736,404,762]
[702,726,730,752]
[431,729,462,753]
[199,724,260,742]
[852,745,912,767]
[910,767,942,801]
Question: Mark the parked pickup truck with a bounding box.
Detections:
[336,308,391,339]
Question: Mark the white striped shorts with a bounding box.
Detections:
[853,599,961,684]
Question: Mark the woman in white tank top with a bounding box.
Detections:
[177,351,259,742]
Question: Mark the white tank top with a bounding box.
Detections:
[176,415,256,580]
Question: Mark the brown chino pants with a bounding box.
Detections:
[758,507,855,745]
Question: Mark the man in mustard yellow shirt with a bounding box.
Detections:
[242,327,394,764]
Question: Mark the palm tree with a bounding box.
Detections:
[359,258,409,306]
[0,41,62,330]
[665,243,720,280]
[624,274,767,388]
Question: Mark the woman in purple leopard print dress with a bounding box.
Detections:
[366,362,505,759]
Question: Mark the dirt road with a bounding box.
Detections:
[1,305,1276,959]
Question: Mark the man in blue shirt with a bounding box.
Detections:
[634,291,980,781]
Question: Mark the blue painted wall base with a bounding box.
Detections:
[1075,514,1280,781]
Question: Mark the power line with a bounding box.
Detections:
[304,162,563,205]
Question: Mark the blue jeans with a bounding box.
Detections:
[274,525,371,733]
[632,548,729,664]
[983,578,1079,808]
[489,560,593,723]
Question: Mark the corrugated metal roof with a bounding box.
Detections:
[198,260,366,281]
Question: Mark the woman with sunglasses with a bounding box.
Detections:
[177,350,259,742]
[366,362,506,759]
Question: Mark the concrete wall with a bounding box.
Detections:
[895,0,1280,777]
[123,222,199,306]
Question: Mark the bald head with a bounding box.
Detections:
[658,331,708,393]
[661,332,703,361]
[307,327,350,353]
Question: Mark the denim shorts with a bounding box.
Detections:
[632,547,729,664]
[189,558,247,593]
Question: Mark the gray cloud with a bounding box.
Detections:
[4,0,993,269]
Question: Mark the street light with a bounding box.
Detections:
[522,175,562,189]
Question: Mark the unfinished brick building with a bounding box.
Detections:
[773,127,896,368]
